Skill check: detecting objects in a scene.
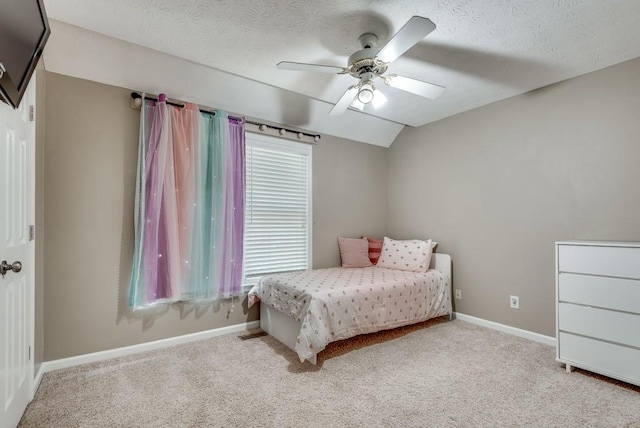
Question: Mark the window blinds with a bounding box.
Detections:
[243,137,311,279]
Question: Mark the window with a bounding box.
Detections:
[243,133,312,283]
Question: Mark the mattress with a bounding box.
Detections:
[248,266,452,362]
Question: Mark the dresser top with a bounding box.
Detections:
[556,240,640,248]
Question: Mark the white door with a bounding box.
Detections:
[0,81,35,428]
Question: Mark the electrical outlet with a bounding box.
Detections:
[455,289,462,300]
[510,295,520,309]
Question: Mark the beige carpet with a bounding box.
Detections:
[20,319,640,427]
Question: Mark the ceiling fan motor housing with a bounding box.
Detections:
[347,49,388,78]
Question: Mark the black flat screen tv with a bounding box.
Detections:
[0,0,51,109]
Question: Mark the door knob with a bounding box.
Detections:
[1,260,22,278]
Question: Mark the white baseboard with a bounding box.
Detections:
[455,313,556,347]
[40,320,260,375]
[32,364,45,398]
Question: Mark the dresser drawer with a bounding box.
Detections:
[558,332,640,385]
[559,273,640,313]
[558,303,640,348]
[558,244,640,279]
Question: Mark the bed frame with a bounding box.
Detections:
[259,253,453,364]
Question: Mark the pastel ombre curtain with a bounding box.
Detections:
[129,94,245,309]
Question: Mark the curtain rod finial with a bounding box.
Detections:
[130,94,143,109]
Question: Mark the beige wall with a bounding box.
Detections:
[42,72,388,360]
[388,58,640,337]
[313,136,388,268]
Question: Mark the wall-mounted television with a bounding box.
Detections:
[0,0,51,109]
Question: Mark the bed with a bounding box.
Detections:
[248,253,452,364]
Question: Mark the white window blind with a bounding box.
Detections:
[244,134,312,279]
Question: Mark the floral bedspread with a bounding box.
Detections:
[248,267,452,362]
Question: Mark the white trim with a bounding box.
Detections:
[32,365,45,398]
[40,321,260,374]
[455,313,556,347]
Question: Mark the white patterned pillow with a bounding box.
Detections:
[376,237,433,272]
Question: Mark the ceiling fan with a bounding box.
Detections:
[277,16,445,116]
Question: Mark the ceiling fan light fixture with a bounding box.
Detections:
[357,81,375,104]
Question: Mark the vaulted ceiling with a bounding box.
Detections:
[44,0,640,146]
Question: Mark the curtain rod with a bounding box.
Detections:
[130,92,321,143]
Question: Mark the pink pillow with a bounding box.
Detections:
[338,237,374,268]
[364,237,383,265]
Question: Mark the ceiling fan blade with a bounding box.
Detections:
[329,86,359,116]
[277,61,348,74]
[384,74,445,99]
[376,16,436,64]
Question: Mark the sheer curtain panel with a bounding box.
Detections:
[129,94,245,309]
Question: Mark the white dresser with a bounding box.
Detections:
[556,241,640,386]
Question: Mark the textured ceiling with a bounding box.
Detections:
[44,0,640,130]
